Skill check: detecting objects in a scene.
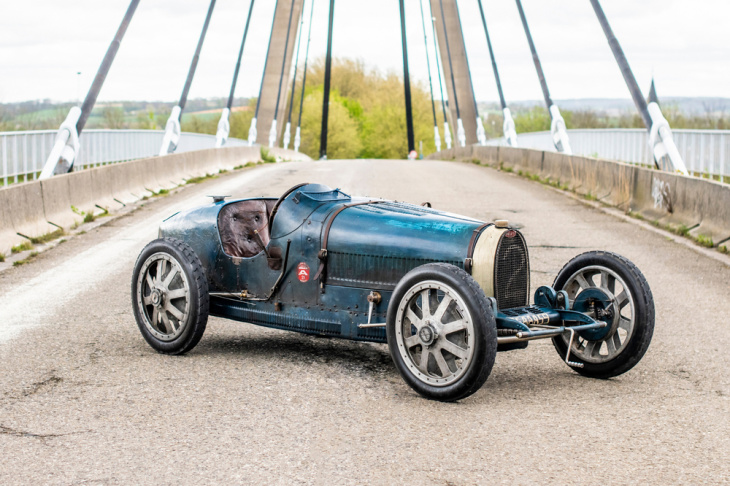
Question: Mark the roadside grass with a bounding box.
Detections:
[29,228,65,245]
[13,251,39,266]
[72,204,108,223]
[260,148,277,164]
[11,241,33,254]
[0,253,5,262]
[186,173,218,185]
[142,188,170,200]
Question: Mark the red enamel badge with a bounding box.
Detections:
[297,262,310,282]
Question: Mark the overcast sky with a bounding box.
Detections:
[0,0,728,105]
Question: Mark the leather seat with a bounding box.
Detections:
[218,200,274,258]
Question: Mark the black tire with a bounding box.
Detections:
[131,238,209,355]
[552,251,654,378]
[386,263,497,402]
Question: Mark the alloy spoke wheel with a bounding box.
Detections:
[561,265,635,364]
[136,252,191,342]
[394,281,475,386]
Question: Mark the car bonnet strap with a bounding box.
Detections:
[464,222,494,274]
[313,200,386,286]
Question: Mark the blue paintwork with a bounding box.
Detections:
[158,183,595,348]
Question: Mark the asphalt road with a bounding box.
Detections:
[1,159,728,485]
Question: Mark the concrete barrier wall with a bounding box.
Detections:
[428,146,730,247]
[0,145,310,255]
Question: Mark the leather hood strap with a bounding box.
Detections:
[464,223,494,274]
[313,200,385,285]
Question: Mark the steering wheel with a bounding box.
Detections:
[268,182,310,229]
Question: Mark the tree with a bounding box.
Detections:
[299,89,362,159]
[101,106,126,129]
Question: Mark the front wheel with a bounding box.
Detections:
[387,263,497,401]
[552,251,654,378]
[131,238,209,355]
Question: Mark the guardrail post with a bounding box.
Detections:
[647,103,689,175]
[39,107,81,179]
[215,108,231,148]
[246,118,257,147]
[549,105,572,155]
[503,107,518,147]
[2,135,7,186]
[159,106,182,156]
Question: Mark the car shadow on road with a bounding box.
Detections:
[191,329,623,400]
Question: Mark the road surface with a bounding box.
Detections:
[1,159,728,484]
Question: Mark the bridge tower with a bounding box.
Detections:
[430,0,479,147]
[255,0,305,147]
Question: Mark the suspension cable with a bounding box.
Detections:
[77,0,141,133]
[419,0,438,131]
[320,0,335,159]
[431,12,448,124]
[453,0,480,121]
[296,0,316,131]
[286,0,306,127]
[437,0,460,119]
[254,0,280,118]
[272,0,297,122]
[477,0,505,109]
[399,0,415,154]
[514,0,552,110]
[226,0,256,111]
[178,0,216,117]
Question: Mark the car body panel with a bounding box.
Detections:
[159,183,529,344]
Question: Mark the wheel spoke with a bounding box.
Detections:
[156,260,164,284]
[420,289,431,318]
[419,349,430,370]
[575,273,592,290]
[432,294,453,324]
[143,295,153,306]
[145,272,154,291]
[160,312,174,334]
[615,290,629,309]
[151,307,159,328]
[601,271,616,294]
[612,332,622,351]
[433,350,452,377]
[162,266,179,289]
[441,319,466,335]
[606,335,617,355]
[404,334,421,349]
[165,303,184,321]
[619,317,631,331]
[405,307,420,328]
[167,288,187,300]
[583,340,598,358]
[438,339,468,359]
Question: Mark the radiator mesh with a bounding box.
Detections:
[494,232,530,309]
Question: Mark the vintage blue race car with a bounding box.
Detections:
[132,183,655,401]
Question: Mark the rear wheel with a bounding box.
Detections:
[131,238,209,355]
[552,251,654,378]
[387,263,497,401]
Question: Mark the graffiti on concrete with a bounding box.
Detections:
[652,178,673,213]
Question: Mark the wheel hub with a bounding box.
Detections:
[418,322,438,346]
[573,287,617,341]
[150,289,163,307]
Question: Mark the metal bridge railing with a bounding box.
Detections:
[493,129,729,180]
[0,129,247,186]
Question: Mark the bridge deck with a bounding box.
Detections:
[0,159,727,483]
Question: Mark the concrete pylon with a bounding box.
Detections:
[430,0,479,146]
[256,0,304,146]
